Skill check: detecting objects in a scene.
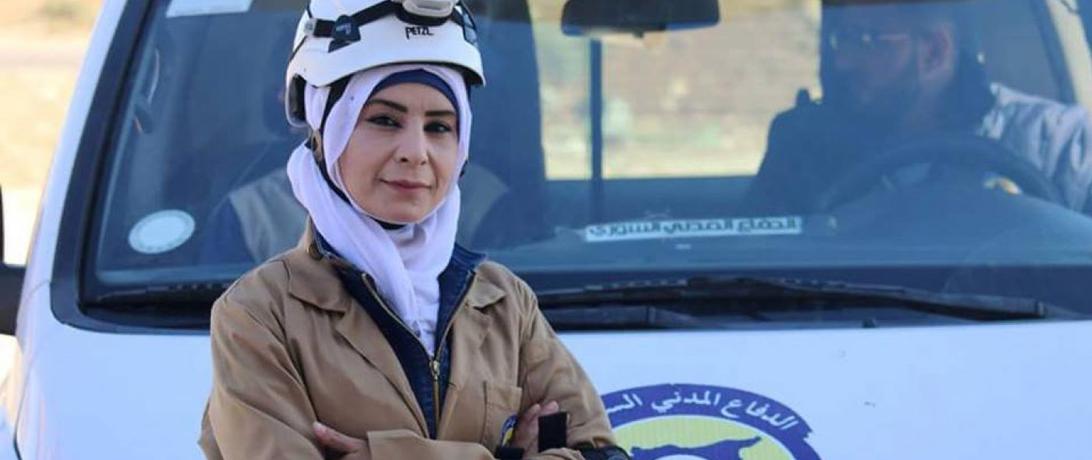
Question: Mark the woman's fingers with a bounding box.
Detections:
[313,421,366,454]
[539,401,560,417]
[518,403,542,428]
[510,400,561,453]
[510,403,541,451]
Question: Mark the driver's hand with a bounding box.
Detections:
[984,176,1022,195]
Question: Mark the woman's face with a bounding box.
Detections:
[338,83,459,224]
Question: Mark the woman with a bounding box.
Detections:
[199,1,625,459]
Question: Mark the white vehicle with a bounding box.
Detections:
[3,0,1092,458]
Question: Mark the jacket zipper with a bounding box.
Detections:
[361,273,477,438]
[427,273,474,436]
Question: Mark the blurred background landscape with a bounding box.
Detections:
[0,0,99,265]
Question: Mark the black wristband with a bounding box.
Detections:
[537,412,569,452]
[578,446,631,460]
[493,446,524,459]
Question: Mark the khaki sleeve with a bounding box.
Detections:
[351,430,493,459]
[516,280,616,459]
[204,291,324,459]
[528,448,590,460]
[336,431,499,460]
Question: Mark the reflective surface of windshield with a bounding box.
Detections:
[89,0,1092,318]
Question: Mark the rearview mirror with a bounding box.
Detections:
[561,0,720,36]
[0,186,24,335]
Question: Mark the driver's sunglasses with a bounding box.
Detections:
[824,27,916,54]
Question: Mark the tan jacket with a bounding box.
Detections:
[199,233,615,459]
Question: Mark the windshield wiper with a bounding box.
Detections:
[80,283,230,330]
[537,276,1077,322]
[89,283,229,306]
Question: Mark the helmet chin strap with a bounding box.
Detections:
[308,131,407,230]
[306,76,353,207]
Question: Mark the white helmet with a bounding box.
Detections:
[285,0,485,127]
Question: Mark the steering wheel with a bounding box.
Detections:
[814,134,1063,212]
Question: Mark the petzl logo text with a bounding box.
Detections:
[405,26,434,39]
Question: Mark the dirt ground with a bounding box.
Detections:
[0,0,97,379]
[0,0,98,265]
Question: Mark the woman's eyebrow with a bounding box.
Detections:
[365,99,456,118]
[365,98,408,113]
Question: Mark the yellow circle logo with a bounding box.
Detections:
[602,384,820,460]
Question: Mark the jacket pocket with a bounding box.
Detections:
[481,381,523,449]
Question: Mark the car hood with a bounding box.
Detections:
[18,319,1092,459]
[565,320,1092,459]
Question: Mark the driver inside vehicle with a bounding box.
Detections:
[743,0,1092,215]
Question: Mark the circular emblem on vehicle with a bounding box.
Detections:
[602,384,820,460]
[128,210,196,255]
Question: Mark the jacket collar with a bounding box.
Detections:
[283,225,507,436]
[284,224,505,312]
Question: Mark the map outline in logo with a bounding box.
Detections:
[602,383,820,460]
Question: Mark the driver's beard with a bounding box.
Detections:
[821,59,923,137]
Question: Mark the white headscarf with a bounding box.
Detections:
[286,64,472,355]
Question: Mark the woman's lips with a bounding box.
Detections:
[382,179,430,192]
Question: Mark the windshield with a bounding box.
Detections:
[86,0,1092,321]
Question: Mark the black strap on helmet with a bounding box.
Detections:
[308,0,478,51]
[310,1,398,45]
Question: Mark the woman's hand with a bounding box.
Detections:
[509,400,560,456]
[314,421,366,456]
[314,401,560,459]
